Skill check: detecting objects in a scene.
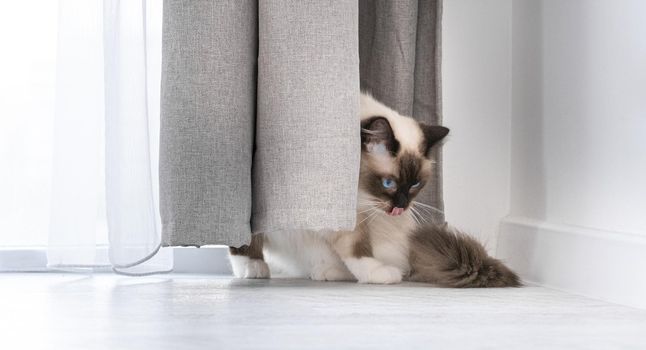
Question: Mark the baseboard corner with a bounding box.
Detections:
[497,216,646,309]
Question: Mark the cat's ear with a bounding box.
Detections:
[420,123,449,156]
[361,116,400,156]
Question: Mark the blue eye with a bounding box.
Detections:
[382,178,396,189]
[411,181,421,188]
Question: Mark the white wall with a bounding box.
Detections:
[442,0,512,251]
[509,0,545,220]
[499,0,646,309]
[510,0,646,234]
[444,0,646,308]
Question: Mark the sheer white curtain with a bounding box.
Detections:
[0,0,171,274]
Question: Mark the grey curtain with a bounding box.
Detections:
[160,0,443,247]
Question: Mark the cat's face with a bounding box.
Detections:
[359,116,448,216]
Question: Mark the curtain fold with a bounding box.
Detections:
[160,0,360,246]
[47,0,171,274]
[160,1,258,247]
[160,0,443,246]
[252,0,360,234]
[103,0,172,274]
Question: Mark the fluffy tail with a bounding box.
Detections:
[408,224,521,288]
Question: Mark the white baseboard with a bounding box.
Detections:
[0,246,233,275]
[173,246,231,274]
[497,216,646,309]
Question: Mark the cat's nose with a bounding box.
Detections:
[393,193,408,209]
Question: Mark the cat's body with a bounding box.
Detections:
[229,94,520,287]
[258,200,417,284]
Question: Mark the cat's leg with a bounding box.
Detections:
[228,233,270,279]
[310,262,354,282]
[329,230,403,284]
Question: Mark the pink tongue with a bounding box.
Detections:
[389,207,404,216]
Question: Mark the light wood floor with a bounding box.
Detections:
[2,274,645,349]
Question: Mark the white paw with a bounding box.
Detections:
[244,259,270,279]
[229,254,249,278]
[229,255,270,279]
[361,265,402,284]
[310,264,354,281]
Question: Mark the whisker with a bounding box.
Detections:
[413,201,444,213]
[418,208,440,222]
[411,201,440,209]
[357,209,379,226]
[411,204,436,225]
[410,210,420,226]
[411,204,433,215]
[410,207,427,226]
[357,206,379,214]
[409,206,419,220]
[412,206,428,224]
[413,205,438,221]
[412,201,445,215]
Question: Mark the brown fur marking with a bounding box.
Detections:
[352,227,373,258]
[419,124,450,156]
[229,233,265,260]
[361,116,400,155]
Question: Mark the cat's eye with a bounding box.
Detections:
[411,181,421,188]
[382,178,396,189]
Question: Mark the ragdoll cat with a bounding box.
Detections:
[229,93,520,287]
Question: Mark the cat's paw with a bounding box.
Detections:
[229,254,270,279]
[244,259,270,279]
[361,265,403,284]
[310,264,354,281]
